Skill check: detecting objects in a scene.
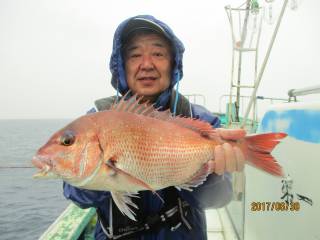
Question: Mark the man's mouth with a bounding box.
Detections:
[137,77,157,86]
[138,76,157,81]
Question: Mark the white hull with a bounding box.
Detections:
[225,101,320,240]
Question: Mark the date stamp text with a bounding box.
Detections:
[250,201,300,212]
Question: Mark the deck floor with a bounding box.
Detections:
[206,209,224,240]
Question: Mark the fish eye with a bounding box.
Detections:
[60,131,75,146]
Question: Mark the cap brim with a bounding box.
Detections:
[121,18,170,43]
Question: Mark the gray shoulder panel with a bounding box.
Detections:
[94,96,118,111]
[170,90,192,117]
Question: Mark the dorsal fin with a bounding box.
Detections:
[111,93,172,121]
[111,94,218,139]
[171,116,219,139]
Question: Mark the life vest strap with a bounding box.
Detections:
[97,191,192,240]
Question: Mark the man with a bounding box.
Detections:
[64,15,245,240]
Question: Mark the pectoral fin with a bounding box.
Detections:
[111,191,139,221]
[106,159,164,203]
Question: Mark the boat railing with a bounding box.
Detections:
[218,94,288,129]
[39,203,96,240]
[184,94,207,106]
[288,84,320,101]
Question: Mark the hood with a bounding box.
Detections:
[109,15,185,108]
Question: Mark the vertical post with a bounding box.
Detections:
[226,6,235,126]
[241,0,289,128]
[235,0,251,122]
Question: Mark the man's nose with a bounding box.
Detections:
[140,55,154,70]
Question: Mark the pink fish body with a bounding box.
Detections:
[32,95,286,220]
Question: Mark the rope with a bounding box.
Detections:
[173,72,180,116]
[0,166,33,169]
[116,78,120,102]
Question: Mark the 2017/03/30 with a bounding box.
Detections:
[250,201,300,211]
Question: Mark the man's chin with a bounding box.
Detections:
[135,90,162,102]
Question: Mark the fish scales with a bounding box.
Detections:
[96,111,215,188]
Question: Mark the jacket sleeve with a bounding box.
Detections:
[178,104,233,209]
[63,182,111,209]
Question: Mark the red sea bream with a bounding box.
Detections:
[32,95,286,220]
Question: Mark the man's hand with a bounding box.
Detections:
[209,128,246,175]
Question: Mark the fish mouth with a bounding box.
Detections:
[32,155,58,179]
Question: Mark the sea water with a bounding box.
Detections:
[0,119,71,240]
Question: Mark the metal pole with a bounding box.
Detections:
[236,0,251,122]
[241,0,289,128]
[225,6,236,126]
[288,85,320,97]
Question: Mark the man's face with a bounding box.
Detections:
[124,33,172,102]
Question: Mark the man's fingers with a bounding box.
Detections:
[207,160,215,173]
[213,143,246,175]
[223,143,236,172]
[234,146,245,172]
[214,145,225,175]
[217,128,246,140]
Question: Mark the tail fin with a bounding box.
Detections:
[243,133,287,177]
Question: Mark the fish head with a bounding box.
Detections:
[32,115,103,185]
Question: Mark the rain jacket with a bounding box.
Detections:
[63,15,232,240]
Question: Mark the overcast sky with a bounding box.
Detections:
[0,0,318,119]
